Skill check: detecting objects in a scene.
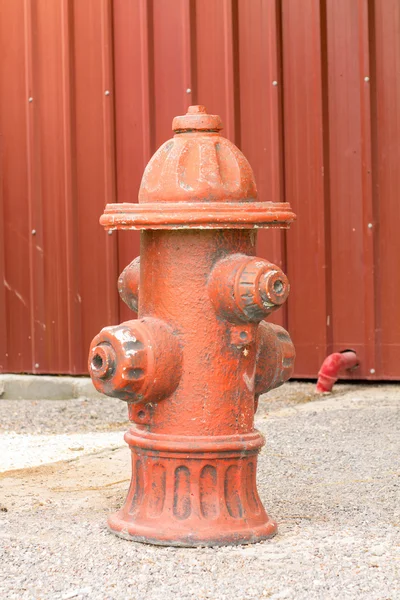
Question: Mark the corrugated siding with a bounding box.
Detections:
[0,0,399,379]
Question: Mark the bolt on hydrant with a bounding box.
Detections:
[89,106,296,546]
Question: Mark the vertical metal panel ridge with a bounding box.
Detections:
[282,0,329,376]
[373,0,400,377]
[181,0,195,112]
[367,0,381,375]
[0,136,7,371]
[273,0,286,208]
[186,0,198,105]
[358,0,377,376]
[222,0,240,145]
[100,0,119,326]
[61,0,83,373]
[23,0,36,370]
[140,0,155,160]
[101,0,117,207]
[0,24,6,371]
[319,0,333,353]
[24,0,46,373]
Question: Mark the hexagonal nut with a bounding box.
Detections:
[88,318,182,403]
[258,269,290,308]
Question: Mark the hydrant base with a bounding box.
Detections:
[107,515,277,548]
[107,426,277,547]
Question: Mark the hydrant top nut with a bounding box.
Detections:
[172,104,223,132]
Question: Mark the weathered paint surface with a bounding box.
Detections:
[89,107,295,546]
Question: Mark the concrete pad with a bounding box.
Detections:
[0,374,104,400]
[0,432,124,472]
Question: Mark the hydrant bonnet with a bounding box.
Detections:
[100,105,295,230]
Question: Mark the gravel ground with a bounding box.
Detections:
[0,396,128,472]
[0,397,129,435]
[0,382,399,600]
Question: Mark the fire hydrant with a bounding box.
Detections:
[89,106,296,546]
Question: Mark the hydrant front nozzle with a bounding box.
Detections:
[88,318,182,403]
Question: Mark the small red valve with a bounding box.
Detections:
[316,351,359,393]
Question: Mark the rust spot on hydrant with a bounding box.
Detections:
[89,106,296,547]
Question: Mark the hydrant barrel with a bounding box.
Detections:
[90,106,296,546]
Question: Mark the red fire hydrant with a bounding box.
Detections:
[89,106,296,546]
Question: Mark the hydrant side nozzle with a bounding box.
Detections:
[118,256,140,312]
[254,321,296,401]
[88,318,182,403]
[208,254,290,323]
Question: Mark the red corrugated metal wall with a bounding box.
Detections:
[1,0,399,379]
